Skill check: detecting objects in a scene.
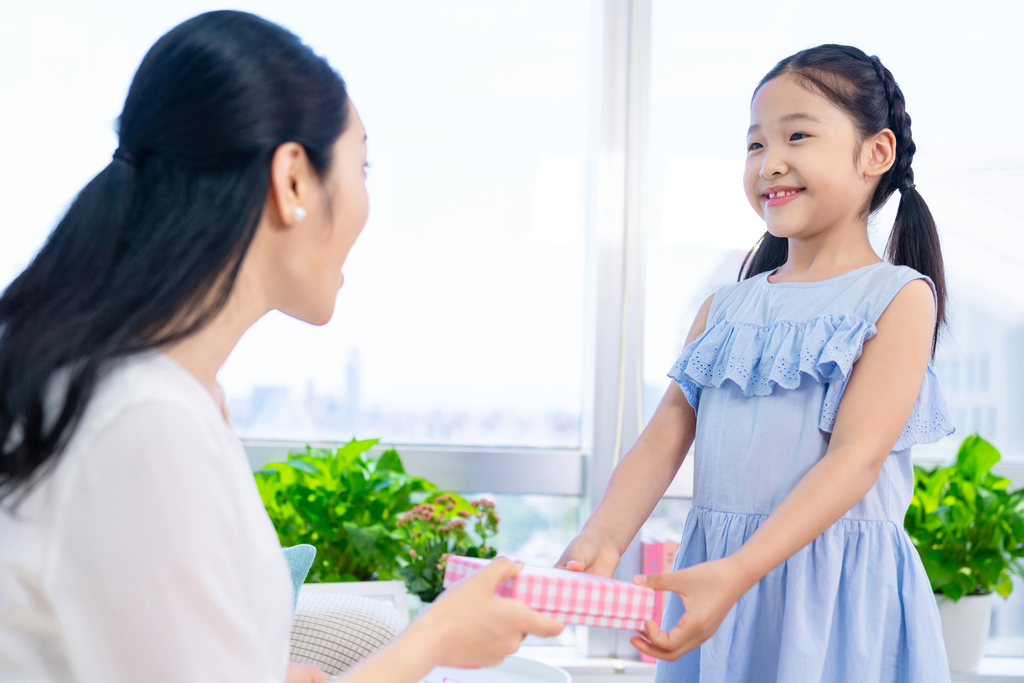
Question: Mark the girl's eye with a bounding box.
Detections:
[790,133,809,141]
[747,142,763,152]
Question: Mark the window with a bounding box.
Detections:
[1,0,597,449]
[219,1,597,447]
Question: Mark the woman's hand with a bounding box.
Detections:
[555,530,621,578]
[630,557,751,661]
[407,557,565,669]
[286,661,333,682]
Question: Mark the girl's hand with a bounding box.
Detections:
[286,661,333,682]
[630,557,750,661]
[408,557,564,669]
[555,530,620,578]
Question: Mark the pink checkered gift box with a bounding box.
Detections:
[442,556,657,631]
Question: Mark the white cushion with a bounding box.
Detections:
[289,592,406,674]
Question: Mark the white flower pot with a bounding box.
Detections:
[935,593,992,673]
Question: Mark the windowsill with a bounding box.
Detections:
[953,658,1024,682]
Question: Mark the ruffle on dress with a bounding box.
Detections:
[668,315,955,451]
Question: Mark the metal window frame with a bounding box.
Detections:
[244,441,585,496]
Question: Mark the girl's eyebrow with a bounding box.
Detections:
[747,112,823,136]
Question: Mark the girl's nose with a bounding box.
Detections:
[760,148,788,180]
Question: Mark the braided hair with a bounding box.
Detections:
[739,44,946,347]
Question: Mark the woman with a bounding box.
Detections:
[0,11,562,683]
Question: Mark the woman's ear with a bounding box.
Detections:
[862,129,897,179]
[267,142,312,229]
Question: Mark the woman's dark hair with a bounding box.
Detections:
[0,11,349,503]
[739,44,946,346]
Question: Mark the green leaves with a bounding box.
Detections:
[905,434,1024,602]
[956,434,1001,482]
[254,440,503,599]
[255,440,435,583]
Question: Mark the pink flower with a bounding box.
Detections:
[409,548,418,559]
[412,504,435,521]
[437,553,451,571]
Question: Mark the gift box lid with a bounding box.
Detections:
[442,556,657,622]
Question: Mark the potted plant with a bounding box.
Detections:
[255,439,435,582]
[904,434,1024,673]
[396,493,499,604]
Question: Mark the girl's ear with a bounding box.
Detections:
[862,129,897,179]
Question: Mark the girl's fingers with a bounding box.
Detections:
[648,613,704,652]
[636,618,661,640]
[630,631,704,662]
[564,559,585,572]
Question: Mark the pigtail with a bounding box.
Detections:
[885,186,946,347]
[738,232,788,281]
[870,55,947,349]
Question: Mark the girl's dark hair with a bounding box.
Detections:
[739,44,946,345]
[0,11,349,503]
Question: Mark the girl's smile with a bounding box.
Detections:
[762,186,804,207]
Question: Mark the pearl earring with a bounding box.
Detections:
[293,206,307,221]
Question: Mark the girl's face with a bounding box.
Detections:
[743,73,879,239]
[265,99,370,326]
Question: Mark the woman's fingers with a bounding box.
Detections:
[476,556,523,589]
[505,601,564,638]
[286,662,332,682]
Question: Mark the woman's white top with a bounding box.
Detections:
[0,352,294,683]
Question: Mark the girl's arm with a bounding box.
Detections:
[632,279,937,660]
[555,295,714,577]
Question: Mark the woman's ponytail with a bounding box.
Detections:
[0,156,139,504]
[741,45,946,349]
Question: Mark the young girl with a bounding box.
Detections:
[558,44,954,682]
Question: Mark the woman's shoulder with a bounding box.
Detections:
[68,351,226,452]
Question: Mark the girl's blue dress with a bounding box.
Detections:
[657,262,955,683]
